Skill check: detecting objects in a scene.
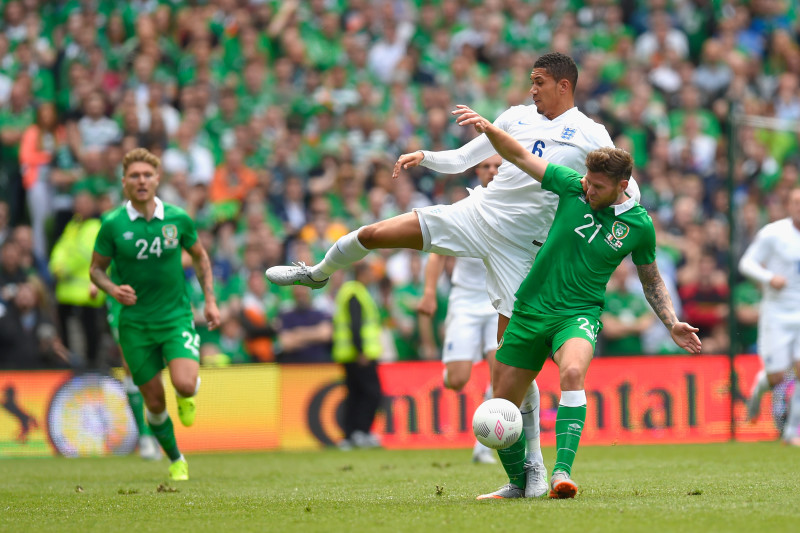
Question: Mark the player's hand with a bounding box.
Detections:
[393,151,424,179]
[769,275,787,290]
[88,283,99,300]
[113,285,137,306]
[416,292,437,316]
[452,105,491,133]
[670,322,702,354]
[205,300,222,330]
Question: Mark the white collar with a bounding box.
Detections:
[614,196,636,216]
[126,197,164,221]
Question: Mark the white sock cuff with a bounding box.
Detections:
[122,375,138,394]
[560,390,587,407]
[146,409,168,425]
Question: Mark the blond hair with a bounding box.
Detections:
[122,148,161,176]
[585,147,633,183]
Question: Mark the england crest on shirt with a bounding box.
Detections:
[561,126,577,140]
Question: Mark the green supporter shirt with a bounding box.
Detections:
[94,198,197,325]
[515,164,656,319]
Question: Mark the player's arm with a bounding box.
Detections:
[186,240,221,330]
[453,105,548,182]
[417,254,446,316]
[636,261,702,354]
[739,230,785,290]
[394,134,496,178]
[89,252,137,305]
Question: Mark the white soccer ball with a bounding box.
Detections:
[472,398,522,450]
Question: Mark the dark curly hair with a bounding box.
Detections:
[533,52,579,92]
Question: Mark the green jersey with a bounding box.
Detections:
[94,198,197,325]
[515,164,656,318]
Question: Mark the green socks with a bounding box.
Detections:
[146,410,181,461]
[553,391,587,476]
[126,389,153,437]
[497,431,527,489]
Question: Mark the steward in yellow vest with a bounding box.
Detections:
[333,277,382,364]
[332,262,384,449]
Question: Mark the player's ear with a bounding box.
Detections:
[618,178,629,193]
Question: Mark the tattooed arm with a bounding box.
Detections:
[636,261,702,353]
[187,240,221,330]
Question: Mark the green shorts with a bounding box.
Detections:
[118,317,201,386]
[496,310,602,371]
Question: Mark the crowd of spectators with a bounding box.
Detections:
[0,0,798,369]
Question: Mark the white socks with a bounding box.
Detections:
[122,375,138,394]
[146,408,168,425]
[750,369,769,402]
[310,228,369,280]
[782,378,800,441]
[521,380,544,465]
[560,389,587,407]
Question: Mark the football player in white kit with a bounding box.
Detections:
[739,187,800,445]
[417,155,503,464]
[266,53,641,497]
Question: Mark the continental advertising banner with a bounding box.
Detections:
[0,356,779,457]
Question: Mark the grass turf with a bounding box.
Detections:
[2,442,799,532]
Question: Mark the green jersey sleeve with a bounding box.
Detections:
[179,211,198,250]
[94,218,115,257]
[541,163,584,197]
[631,216,657,265]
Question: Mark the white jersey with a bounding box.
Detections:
[450,256,497,316]
[739,218,800,317]
[421,105,640,249]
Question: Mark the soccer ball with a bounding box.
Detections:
[472,398,522,450]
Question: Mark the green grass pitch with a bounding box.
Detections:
[2,442,799,532]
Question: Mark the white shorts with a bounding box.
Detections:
[757,311,800,374]
[441,286,498,364]
[414,195,539,317]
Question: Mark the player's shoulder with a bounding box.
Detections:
[100,205,128,225]
[162,202,192,221]
[495,104,537,124]
[569,108,613,144]
[759,217,792,237]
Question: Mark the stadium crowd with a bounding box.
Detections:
[0,0,798,369]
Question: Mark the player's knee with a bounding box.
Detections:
[444,369,470,391]
[143,396,166,414]
[172,377,197,398]
[357,225,378,249]
[767,372,785,388]
[559,365,584,389]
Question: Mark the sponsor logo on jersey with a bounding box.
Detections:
[561,126,577,140]
[612,221,630,240]
[123,231,134,240]
[162,224,179,248]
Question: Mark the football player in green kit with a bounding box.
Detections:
[454,106,702,500]
[90,148,220,481]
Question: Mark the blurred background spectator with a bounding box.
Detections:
[1,0,799,367]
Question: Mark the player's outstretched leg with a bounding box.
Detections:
[476,432,526,500]
[122,375,161,460]
[265,228,369,288]
[521,380,547,497]
[147,409,188,480]
[550,390,586,499]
